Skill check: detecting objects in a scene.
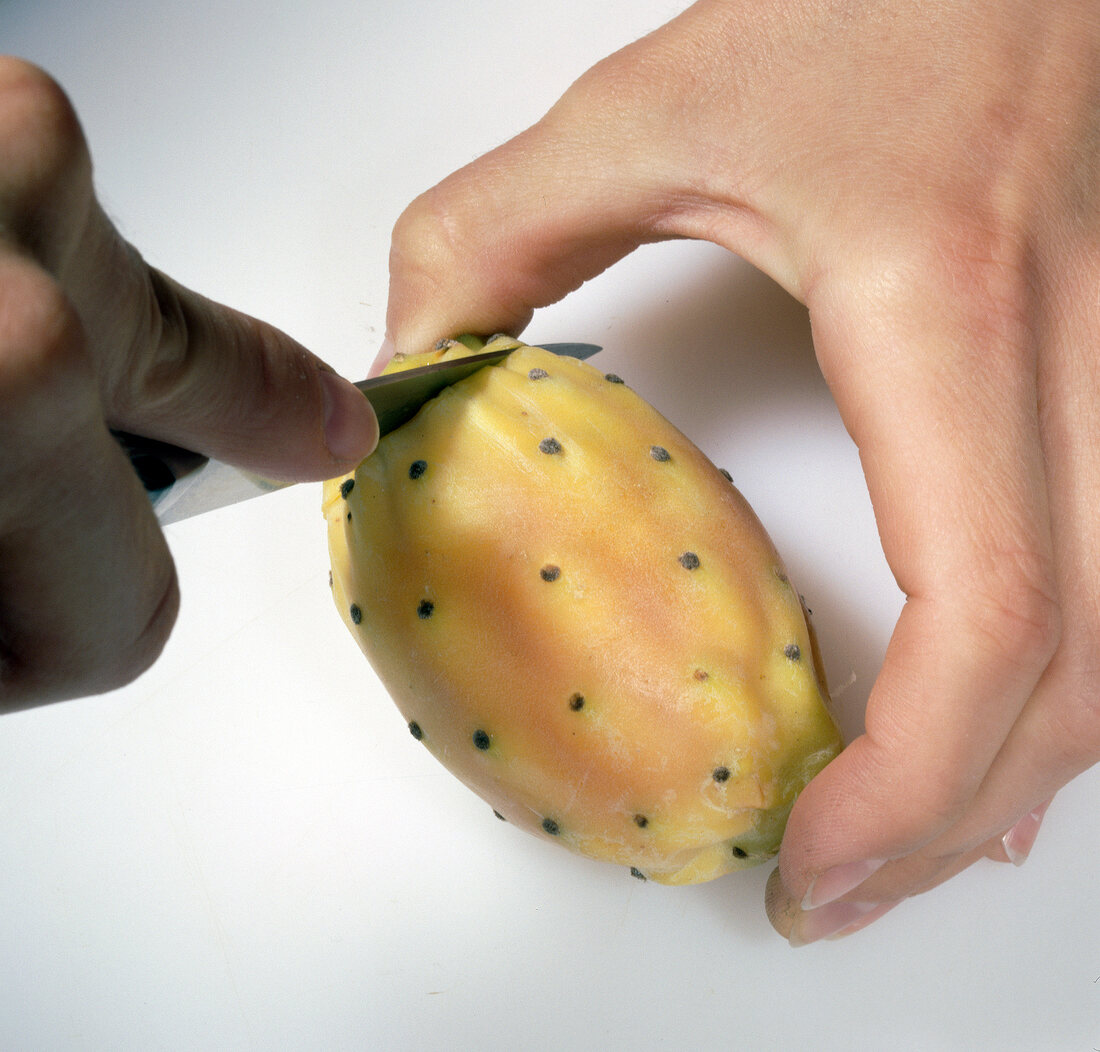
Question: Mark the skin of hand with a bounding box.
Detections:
[380,0,1100,943]
[0,57,378,711]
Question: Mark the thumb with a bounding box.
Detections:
[385,123,648,357]
[101,264,379,482]
[0,58,377,484]
[382,28,764,359]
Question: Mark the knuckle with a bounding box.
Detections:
[104,266,239,428]
[839,214,1035,349]
[0,58,89,231]
[0,57,75,140]
[0,547,179,710]
[387,185,523,352]
[547,34,687,142]
[965,560,1062,674]
[107,267,282,434]
[110,267,192,415]
[0,261,88,419]
[389,185,468,292]
[106,564,180,693]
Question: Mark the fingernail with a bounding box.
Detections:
[1002,801,1051,867]
[789,899,888,947]
[369,336,396,378]
[801,858,888,911]
[824,900,903,942]
[320,369,378,462]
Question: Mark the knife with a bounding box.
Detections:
[114,341,601,526]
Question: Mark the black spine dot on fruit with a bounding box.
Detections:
[569,693,585,711]
[713,766,731,783]
[346,511,352,522]
[542,818,560,836]
[528,368,549,380]
[650,445,671,462]
[408,721,423,740]
[784,643,802,661]
[472,729,491,751]
[679,551,701,570]
[417,599,435,619]
[409,460,428,480]
[605,374,625,384]
[539,437,563,455]
[732,846,749,859]
[493,810,507,822]
[634,814,649,829]
[774,567,790,585]
[540,565,561,582]
[340,478,355,498]
[349,604,362,624]
[719,468,733,482]
[630,867,647,881]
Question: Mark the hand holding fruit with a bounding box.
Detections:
[381,0,1100,942]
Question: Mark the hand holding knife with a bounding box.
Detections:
[114,342,601,525]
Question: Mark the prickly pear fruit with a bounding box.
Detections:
[323,335,841,884]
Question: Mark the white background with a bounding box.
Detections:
[3,1,1099,1048]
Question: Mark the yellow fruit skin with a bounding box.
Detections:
[324,336,842,884]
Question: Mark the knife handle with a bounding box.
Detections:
[110,430,208,495]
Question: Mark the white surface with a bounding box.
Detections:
[3,2,1098,1049]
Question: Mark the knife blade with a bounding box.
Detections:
[115,341,601,525]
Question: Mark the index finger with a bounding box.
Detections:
[778,246,1060,901]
